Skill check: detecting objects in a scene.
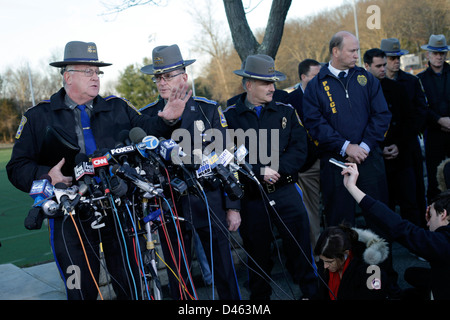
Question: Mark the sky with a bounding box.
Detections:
[0,0,346,86]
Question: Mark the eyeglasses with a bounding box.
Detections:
[152,72,184,83]
[67,69,104,78]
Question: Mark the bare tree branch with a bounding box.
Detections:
[260,0,292,58]
[223,0,260,60]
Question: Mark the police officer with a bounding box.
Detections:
[6,41,188,300]
[381,38,428,218]
[223,54,318,300]
[417,34,450,203]
[139,44,241,300]
[303,31,392,227]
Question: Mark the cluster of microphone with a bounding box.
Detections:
[25,127,255,230]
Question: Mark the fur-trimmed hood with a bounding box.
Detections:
[353,228,389,265]
[437,158,450,192]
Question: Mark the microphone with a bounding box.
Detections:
[74,153,95,194]
[233,145,257,180]
[111,164,162,197]
[129,127,150,159]
[53,182,80,214]
[109,175,128,198]
[129,127,147,145]
[91,154,111,194]
[25,175,58,229]
[137,134,166,167]
[170,146,199,190]
[29,175,54,207]
[110,144,136,165]
[213,163,244,201]
[118,129,132,146]
[160,138,183,161]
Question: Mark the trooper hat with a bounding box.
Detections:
[421,34,450,52]
[233,54,286,82]
[380,38,409,56]
[49,41,112,68]
[141,44,196,75]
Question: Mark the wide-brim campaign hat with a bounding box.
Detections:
[233,54,286,82]
[141,44,196,75]
[421,34,450,52]
[49,41,112,68]
[380,38,409,56]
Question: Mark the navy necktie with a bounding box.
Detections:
[338,71,347,85]
[77,105,97,156]
[254,105,263,118]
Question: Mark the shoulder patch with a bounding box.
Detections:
[193,96,217,105]
[139,99,159,112]
[217,106,228,128]
[15,115,27,139]
[106,95,141,115]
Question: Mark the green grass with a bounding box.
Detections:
[0,148,54,267]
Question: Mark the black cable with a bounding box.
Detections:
[61,215,84,300]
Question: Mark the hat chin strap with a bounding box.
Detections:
[244,73,279,82]
[154,61,185,74]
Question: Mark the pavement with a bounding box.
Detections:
[0,236,431,300]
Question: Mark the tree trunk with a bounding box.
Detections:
[223,0,292,61]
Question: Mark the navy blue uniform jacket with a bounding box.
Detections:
[302,64,391,156]
[7,88,174,193]
[223,93,308,181]
[360,195,450,300]
[140,96,239,228]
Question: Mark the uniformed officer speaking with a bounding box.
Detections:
[139,44,241,300]
[6,41,189,300]
[224,54,318,300]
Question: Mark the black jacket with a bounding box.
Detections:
[140,96,239,228]
[380,77,418,165]
[223,92,308,184]
[286,87,319,172]
[417,62,450,130]
[303,64,391,157]
[394,69,428,134]
[7,88,173,193]
[360,195,450,300]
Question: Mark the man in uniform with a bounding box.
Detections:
[6,41,188,299]
[223,54,318,300]
[417,34,450,203]
[381,38,428,218]
[139,44,241,300]
[303,31,391,227]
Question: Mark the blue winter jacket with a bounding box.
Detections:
[302,64,391,156]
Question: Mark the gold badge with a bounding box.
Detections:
[357,75,367,86]
[87,45,97,53]
[154,56,164,66]
[282,117,287,129]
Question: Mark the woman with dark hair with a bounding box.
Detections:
[313,224,390,300]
